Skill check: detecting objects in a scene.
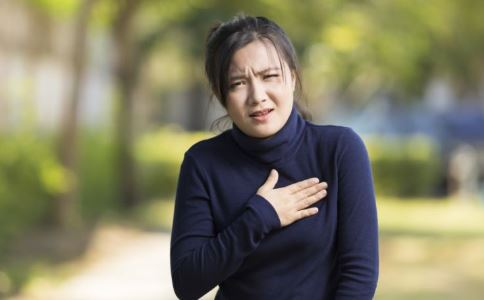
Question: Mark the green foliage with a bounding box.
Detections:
[77,130,119,219]
[365,134,443,197]
[22,0,484,105]
[135,126,213,200]
[27,0,482,115]
[24,0,80,19]
[0,133,62,251]
[303,0,484,103]
[131,197,175,230]
[0,126,211,246]
[130,0,484,103]
[0,129,119,250]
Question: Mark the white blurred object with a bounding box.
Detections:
[448,144,479,201]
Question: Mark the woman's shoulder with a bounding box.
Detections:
[304,121,367,152]
[305,121,359,140]
[185,129,233,159]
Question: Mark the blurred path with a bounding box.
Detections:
[10,227,217,300]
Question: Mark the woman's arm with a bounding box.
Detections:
[171,152,328,299]
[335,128,379,300]
[170,153,280,300]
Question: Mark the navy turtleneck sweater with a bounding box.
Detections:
[170,107,379,300]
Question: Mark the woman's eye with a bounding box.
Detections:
[230,81,244,89]
[264,74,279,80]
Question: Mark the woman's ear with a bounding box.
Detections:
[291,70,296,92]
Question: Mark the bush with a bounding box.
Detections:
[364,134,443,197]
[0,125,206,239]
[0,133,64,251]
[136,126,213,200]
[77,130,120,219]
[0,129,121,250]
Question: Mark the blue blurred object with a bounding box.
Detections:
[324,98,484,197]
[329,99,484,154]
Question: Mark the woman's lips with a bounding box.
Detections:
[250,108,274,122]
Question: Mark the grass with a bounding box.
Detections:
[376,197,484,300]
[378,197,484,236]
[0,227,96,298]
[130,198,175,231]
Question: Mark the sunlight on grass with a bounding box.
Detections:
[378,197,484,236]
[132,198,175,230]
[376,197,484,300]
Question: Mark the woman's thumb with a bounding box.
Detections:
[262,169,278,190]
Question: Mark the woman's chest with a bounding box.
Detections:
[205,147,339,234]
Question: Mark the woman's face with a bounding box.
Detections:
[226,39,295,138]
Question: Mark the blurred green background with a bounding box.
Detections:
[1,0,484,299]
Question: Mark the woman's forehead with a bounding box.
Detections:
[228,40,287,76]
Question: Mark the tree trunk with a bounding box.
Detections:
[112,0,141,208]
[56,0,96,227]
[187,82,208,130]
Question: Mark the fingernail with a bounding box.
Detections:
[312,178,319,183]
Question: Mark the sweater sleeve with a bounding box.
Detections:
[335,128,379,300]
[170,153,280,300]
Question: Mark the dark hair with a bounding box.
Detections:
[204,13,311,127]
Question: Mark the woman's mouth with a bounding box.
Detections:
[249,108,274,122]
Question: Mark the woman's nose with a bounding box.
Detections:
[248,80,267,105]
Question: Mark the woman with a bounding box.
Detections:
[170,14,379,300]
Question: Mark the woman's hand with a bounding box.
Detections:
[257,169,328,227]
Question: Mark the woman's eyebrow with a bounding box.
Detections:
[228,74,244,81]
[229,67,281,81]
[255,67,281,74]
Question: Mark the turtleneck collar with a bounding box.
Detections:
[231,106,306,164]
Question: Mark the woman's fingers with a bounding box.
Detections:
[257,174,328,227]
[283,183,328,225]
[295,189,327,211]
[258,169,279,193]
[285,177,320,193]
[296,207,319,220]
[293,181,327,201]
